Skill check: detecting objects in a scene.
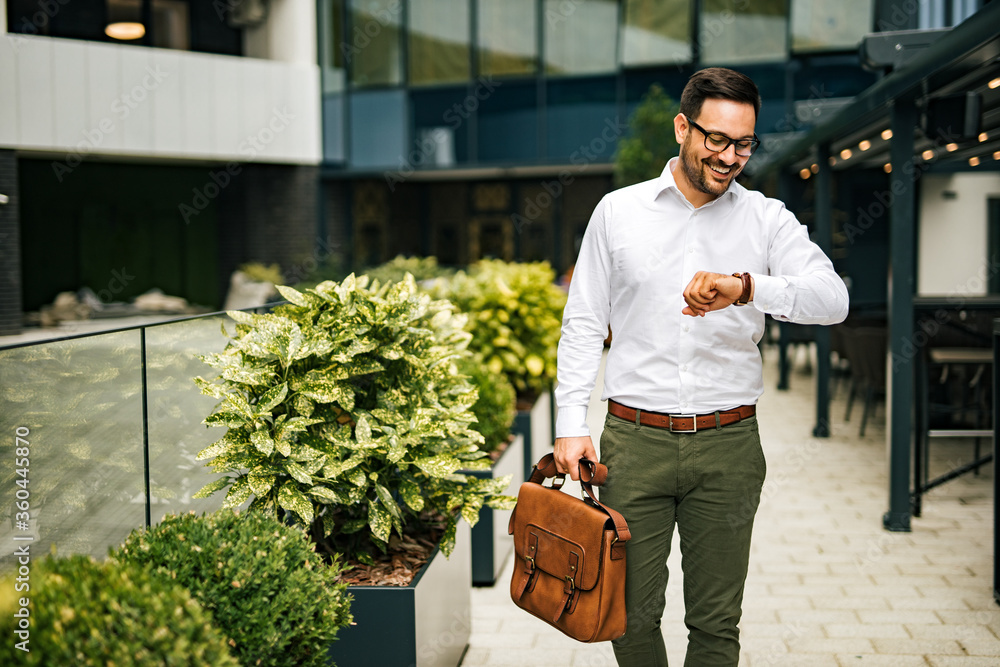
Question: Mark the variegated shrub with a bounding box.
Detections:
[193,274,514,561]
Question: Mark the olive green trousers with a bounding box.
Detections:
[599,410,766,667]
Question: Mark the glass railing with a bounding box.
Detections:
[0,308,276,574]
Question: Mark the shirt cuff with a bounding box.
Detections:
[555,405,590,439]
[750,273,791,320]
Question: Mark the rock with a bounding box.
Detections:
[223,271,278,310]
[133,289,191,313]
[39,291,92,327]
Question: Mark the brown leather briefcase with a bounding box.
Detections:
[508,454,631,643]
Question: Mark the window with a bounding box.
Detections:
[320,0,347,93]
[543,0,618,75]
[348,0,404,87]
[477,0,538,77]
[791,0,873,52]
[408,0,470,86]
[621,0,691,67]
[699,0,787,65]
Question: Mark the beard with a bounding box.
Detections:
[678,139,741,199]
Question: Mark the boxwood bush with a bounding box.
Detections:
[112,509,352,667]
[0,554,237,666]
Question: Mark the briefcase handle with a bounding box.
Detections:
[527,454,631,550]
[528,453,607,487]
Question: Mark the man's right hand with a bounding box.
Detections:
[553,436,598,481]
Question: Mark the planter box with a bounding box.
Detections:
[328,521,471,667]
[467,433,524,586]
[512,388,553,480]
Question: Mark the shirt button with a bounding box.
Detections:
[681,364,688,371]
[683,325,690,332]
[688,248,694,254]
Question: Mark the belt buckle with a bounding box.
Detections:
[668,414,697,433]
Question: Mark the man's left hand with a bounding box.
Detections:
[682,271,744,317]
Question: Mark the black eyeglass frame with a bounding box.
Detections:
[685,115,760,157]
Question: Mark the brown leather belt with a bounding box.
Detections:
[608,399,755,433]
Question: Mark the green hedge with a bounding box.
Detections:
[0,554,237,666]
[112,510,352,667]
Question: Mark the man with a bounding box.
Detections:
[553,67,849,666]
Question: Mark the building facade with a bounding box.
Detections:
[1,0,992,336]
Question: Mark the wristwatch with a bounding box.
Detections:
[731,272,752,306]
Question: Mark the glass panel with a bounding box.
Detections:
[621,0,692,67]
[145,316,234,522]
[477,0,538,77]
[0,332,145,572]
[477,81,538,162]
[321,0,348,93]
[409,0,471,85]
[791,0,873,52]
[348,0,404,87]
[543,0,618,75]
[700,0,787,65]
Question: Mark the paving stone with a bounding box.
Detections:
[833,654,929,666]
[466,351,1000,666]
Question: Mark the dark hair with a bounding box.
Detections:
[679,67,761,121]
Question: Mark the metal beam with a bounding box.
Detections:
[884,99,918,533]
[813,143,833,438]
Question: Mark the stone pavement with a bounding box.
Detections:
[466,347,1000,667]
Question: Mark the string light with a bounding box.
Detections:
[945,143,959,152]
[859,140,872,151]
[969,156,981,167]
[989,77,1000,89]
[810,163,819,174]
[883,163,892,173]
[840,148,853,160]
[922,150,935,160]
[979,132,989,143]
[799,168,811,179]
[881,129,893,140]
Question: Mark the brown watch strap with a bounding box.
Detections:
[732,272,751,306]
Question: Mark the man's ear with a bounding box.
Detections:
[673,113,687,145]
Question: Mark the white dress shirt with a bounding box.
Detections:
[555,157,850,438]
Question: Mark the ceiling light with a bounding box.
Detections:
[969,156,981,167]
[883,163,892,173]
[799,168,811,180]
[989,77,1000,90]
[979,132,988,142]
[105,22,145,40]
[881,129,893,140]
[922,149,934,160]
[859,140,872,151]
[840,148,853,160]
[945,143,959,152]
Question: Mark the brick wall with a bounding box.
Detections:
[0,151,23,336]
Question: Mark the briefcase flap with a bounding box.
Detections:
[510,481,611,591]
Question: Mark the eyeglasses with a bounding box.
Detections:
[685,116,760,157]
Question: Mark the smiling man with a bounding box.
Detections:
[553,67,848,666]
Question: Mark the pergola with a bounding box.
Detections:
[753,3,1000,532]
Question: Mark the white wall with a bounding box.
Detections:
[244,0,317,66]
[0,33,321,165]
[918,172,1000,296]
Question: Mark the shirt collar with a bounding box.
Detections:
[653,157,745,208]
